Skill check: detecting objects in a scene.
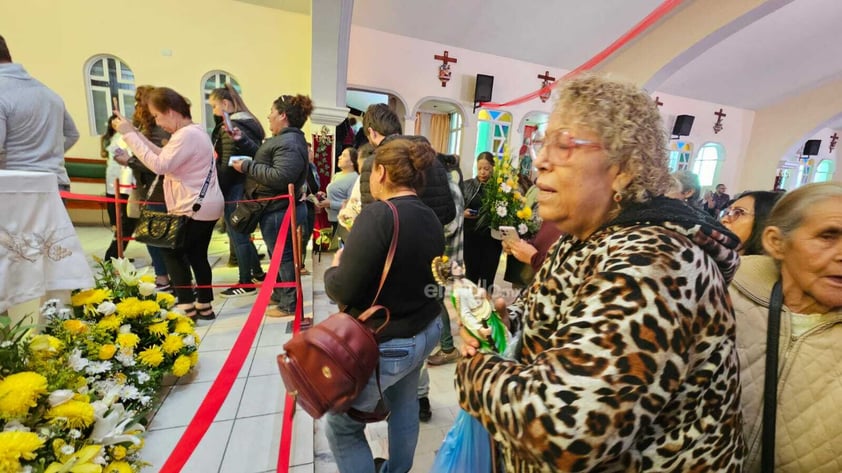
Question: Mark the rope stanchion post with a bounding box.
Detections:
[113,179,124,259]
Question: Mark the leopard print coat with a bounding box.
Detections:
[456,208,745,472]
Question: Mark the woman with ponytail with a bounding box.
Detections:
[323,137,445,473]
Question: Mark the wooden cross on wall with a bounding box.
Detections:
[434,50,458,87]
[538,71,556,102]
[713,108,727,134]
[654,96,664,108]
[829,132,839,153]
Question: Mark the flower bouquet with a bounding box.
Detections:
[479,151,541,239]
[0,258,201,472]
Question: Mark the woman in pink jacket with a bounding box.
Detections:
[115,87,224,320]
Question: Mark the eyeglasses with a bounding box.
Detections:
[722,207,754,220]
[529,129,603,164]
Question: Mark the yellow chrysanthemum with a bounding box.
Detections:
[114,372,128,385]
[137,346,164,367]
[104,460,133,473]
[62,319,89,335]
[139,274,156,284]
[172,355,192,377]
[110,445,127,461]
[148,320,169,338]
[166,311,181,320]
[156,292,176,309]
[97,315,123,332]
[70,288,111,307]
[188,351,199,367]
[116,332,140,349]
[29,334,63,356]
[497,177,503,184]
[173,319,194,335]
[46,444,102,473]
[99,344,118,360]
[46,400,95,429]
[0,372,48,419]
[162,334,184,355]
[521,206,532,219]
[0,431,45,472]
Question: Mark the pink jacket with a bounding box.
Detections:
[123,124,223,221]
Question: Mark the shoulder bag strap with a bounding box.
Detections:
[370,199,400,306]
[191,159,216,213]
[761,280,783,473]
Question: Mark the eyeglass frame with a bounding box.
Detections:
[721,206,754,220]
[529,128,604,164]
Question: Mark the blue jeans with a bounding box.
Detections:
[259,202,306,312]
[144,203,169,277]
[224,183,264,283]
[326,317,442,473]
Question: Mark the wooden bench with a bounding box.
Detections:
[64,156,107,210]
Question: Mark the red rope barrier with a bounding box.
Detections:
[158,185,301,473]
[59,190,290,206]
[480,0,685,108]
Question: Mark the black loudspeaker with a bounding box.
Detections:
[671,115,695,137]
[474,74,494,103]
[803,139,821,156]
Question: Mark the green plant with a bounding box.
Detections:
[479,152,541,237]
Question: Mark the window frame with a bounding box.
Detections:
[83,54,137,136]
[691,142,725,188]
[200,70,241,134]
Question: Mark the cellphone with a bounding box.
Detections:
[229,155,251,167]
[498,225,518,242]
[222,111,233,133]
[468,209,478,216]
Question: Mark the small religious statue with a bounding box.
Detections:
[431,256,508,353]
[829,132,838,153]
[434,50,458,87]
[713,108,727,134]
[537,70,556,103]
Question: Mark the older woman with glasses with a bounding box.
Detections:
[730,182,842,473]
[720,190,784,255]
[456,74,745,472]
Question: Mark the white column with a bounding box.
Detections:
[311,0,353,129]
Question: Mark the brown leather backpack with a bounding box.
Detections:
[277,201,398,420]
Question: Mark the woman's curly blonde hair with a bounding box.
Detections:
[551,74,672,204]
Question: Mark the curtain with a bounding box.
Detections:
[429,113,451,153]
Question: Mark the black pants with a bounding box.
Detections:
[161,218,217,304]
[105,193,137,260]
[463,225,502,294]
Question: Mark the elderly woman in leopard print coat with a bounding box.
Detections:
[455,75,746,472]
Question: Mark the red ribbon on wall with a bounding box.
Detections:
[480,0,684,108]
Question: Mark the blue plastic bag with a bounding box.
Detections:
[430,409,491,472]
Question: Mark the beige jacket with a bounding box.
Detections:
[730,255,842,473]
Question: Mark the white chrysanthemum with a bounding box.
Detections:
[60,444,76,456]
[69,429,83,439]
[3,420,30,432]
[58,308,72,320]
[134,371,151,384]
[518,223,528,235]
[138,282,156,297]
[0,340,11,348]
[496,205,508,217]
[501,182,512,193]
[120,385,140,400]
[48,389,75,407]
[85,361,113,375]
[22,466,33,473]
[183,335,196,347]
[115,350,135,367]
[97,301,117,316]
[139,395,152,406]
[68,348,90,372]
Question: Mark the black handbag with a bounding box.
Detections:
[229,196,266,234]
[133,166,214,249]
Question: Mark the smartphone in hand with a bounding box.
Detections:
[222,111,234,134]
[498,225,519,242]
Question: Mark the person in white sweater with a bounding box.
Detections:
[318,146,358,229]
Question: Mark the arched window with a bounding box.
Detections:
[475,109,512,159]
[201,71,241,134]
[668,141,693,172]
[84,55,136,135]
[813,159,835,183]
[691,142,725,187]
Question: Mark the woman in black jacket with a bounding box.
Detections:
[462,151,502,292]
[232,94,312,317]
[323,137,444,473]
[209,84,267,297]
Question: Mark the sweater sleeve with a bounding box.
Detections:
[455,243,695,469]
[122,128,195,175]
[242,139,304,191]
[62,108,80,151]
[324,203,390,308]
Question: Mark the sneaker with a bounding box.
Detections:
[299,267,311,276]
[252,273,267,283]
[220,286,256,298]
[418,396,432,422]
[155,282,173,293]
[266,307,294,318]
[427,348,459,366]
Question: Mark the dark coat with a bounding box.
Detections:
[240,127,309,213]
[212,113,264,194]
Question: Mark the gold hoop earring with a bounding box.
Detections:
[613,192,623,203]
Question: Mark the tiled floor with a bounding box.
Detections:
[72,223,474,473]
